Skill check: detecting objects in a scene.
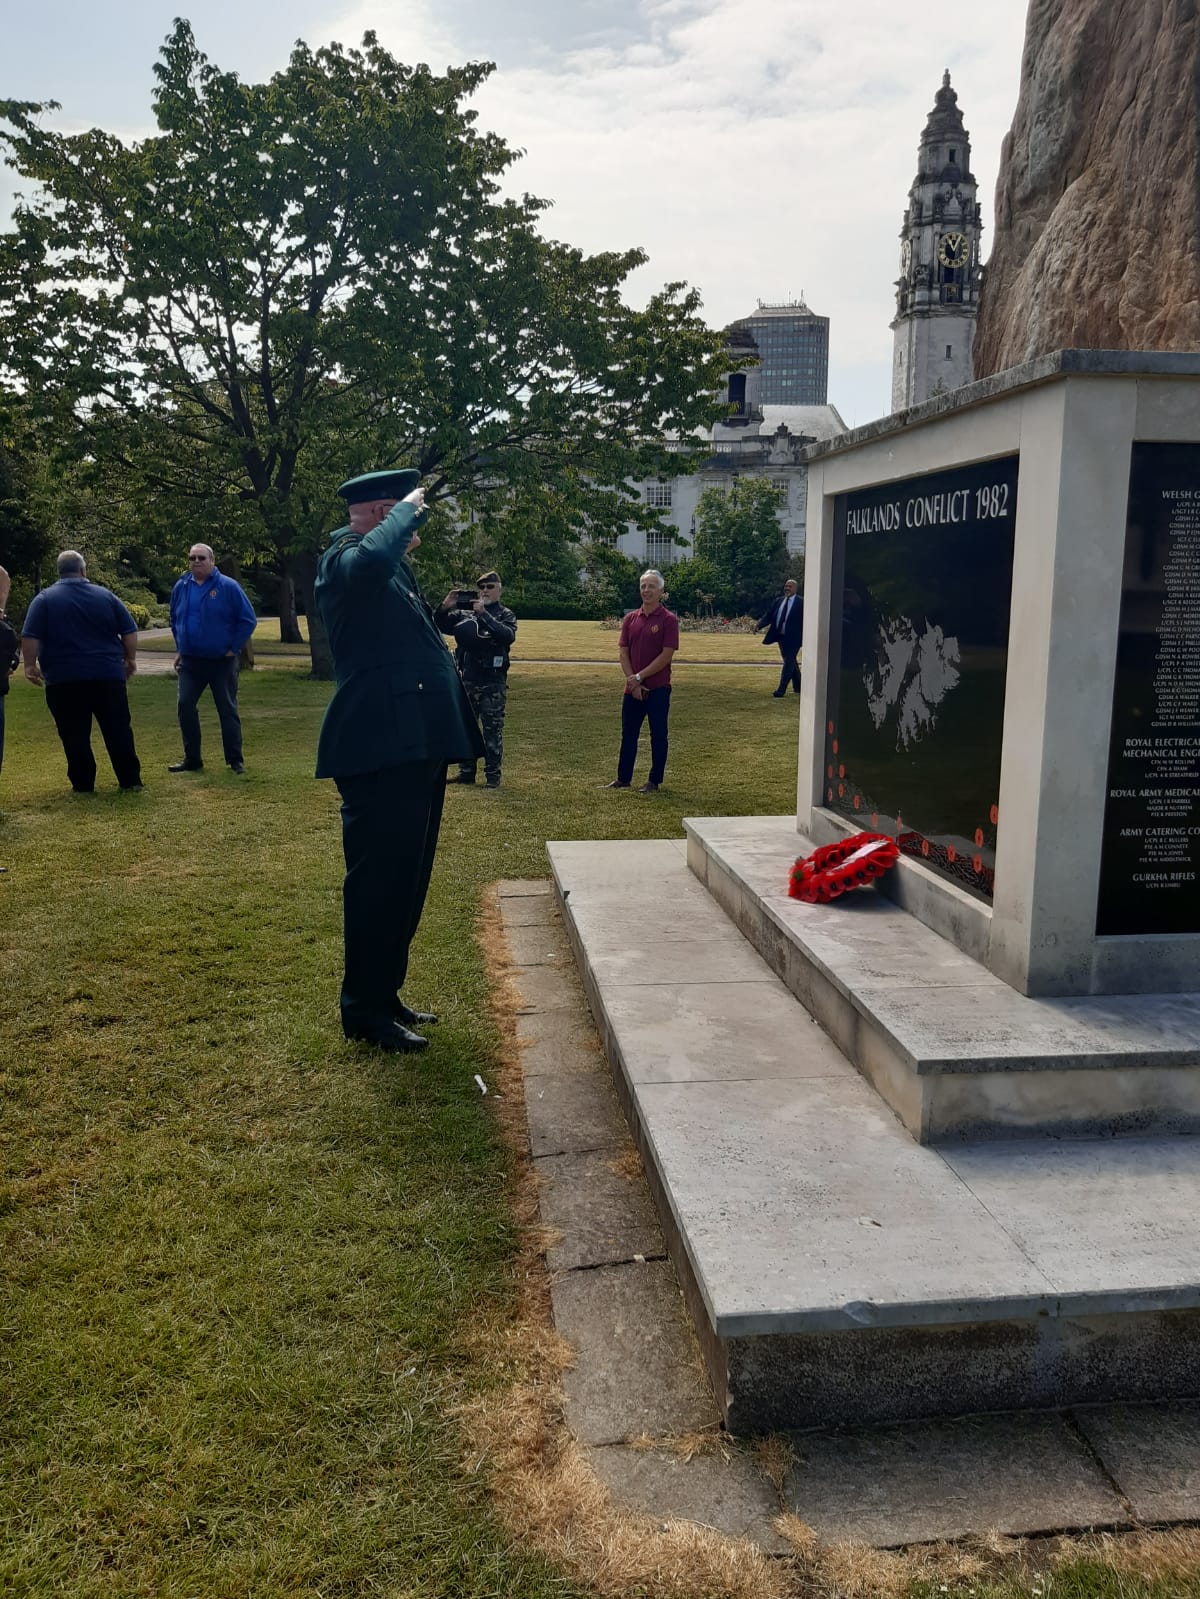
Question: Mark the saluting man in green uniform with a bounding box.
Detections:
[314,470,484,1054]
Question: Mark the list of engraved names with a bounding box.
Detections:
[1097,446,1200,936]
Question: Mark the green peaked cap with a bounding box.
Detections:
[336,469,421,505]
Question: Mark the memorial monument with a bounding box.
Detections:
[547,9,1200,1428]
[799,353,1200,1000]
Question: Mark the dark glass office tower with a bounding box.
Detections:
[733,299,830,404]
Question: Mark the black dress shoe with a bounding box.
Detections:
[394,1000,439,1027]
[638,781,660,793]
[229,761,246,774]
[603,779,630,789]
[446,772,476,784]
[771,689,787,698]
[168,759,203,772]
[346,1022,428,1053]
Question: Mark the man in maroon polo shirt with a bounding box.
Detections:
[605,569,679,794]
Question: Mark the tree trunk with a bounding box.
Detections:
[278,567,303,644]
[294,551,334,679]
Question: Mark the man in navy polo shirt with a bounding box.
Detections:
[605,568,679,794]
[20,550,143,792]
[168,544,257,775]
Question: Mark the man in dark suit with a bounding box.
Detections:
[756,577,803,696]
[314,470,484,1054]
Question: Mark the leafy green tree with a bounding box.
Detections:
[692,477,788,615]
[0,394,55,624]
[0,23,729,674]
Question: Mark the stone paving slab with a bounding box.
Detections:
[525,1066,631,1159]
[517,1009,608,1080]
[499,893,559,926]
[511,961,589,1014]
[636,1074,1055,1335]
[504,921,569,967]
[603,980,849,1086]
[536,1149,664,1271]
[584,932,773,990]
[1074,1402,1200,1523]
[550,837,686,895]
[551,1261,719,1446]
[587,1443,788,1550]
[497,878,553,898]
[782,1412,1127,1547]
[943,1139,1200,1313]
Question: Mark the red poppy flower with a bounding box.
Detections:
[974,828,984,847]
[947,846,957,863]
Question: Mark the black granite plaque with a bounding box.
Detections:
[824,456,1019,902]
[1096,444,1200,936]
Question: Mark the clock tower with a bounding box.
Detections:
[890,71,982,412]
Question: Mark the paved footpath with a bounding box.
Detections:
[499,878,1200,1550]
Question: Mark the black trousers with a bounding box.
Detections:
[45,678,141,791]
[775,644,801,694]
[177,655,243,765]
[335,760,447,1035]
[617,686,671,785]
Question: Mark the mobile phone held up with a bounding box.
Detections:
[456,589,479,607]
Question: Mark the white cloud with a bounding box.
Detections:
[1,0,1030,425]
[330,0,1029,424]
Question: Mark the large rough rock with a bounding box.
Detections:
[975,0,1200,376]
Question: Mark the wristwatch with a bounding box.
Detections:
[634,672,642,684]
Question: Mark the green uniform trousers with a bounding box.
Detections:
[335,759,447,1036]
[457,678,508,782]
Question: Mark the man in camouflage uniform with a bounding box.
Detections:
[437,571,517,789]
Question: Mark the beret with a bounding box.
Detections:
[336,469,421,505]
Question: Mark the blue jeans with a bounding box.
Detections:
[617,686,671,785]
[177,655,243,766]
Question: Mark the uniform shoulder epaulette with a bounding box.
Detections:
[326,533,360,558]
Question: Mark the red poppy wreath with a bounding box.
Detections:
[788,832,900,904]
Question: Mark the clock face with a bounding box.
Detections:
[937,232,970,269]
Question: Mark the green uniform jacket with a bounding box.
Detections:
[313,501,485,779]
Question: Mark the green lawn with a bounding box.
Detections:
[138,617,774,665]
[0,665,799,1599]
[0,668,1192,1599]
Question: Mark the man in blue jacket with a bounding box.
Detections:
[315,470,483,1054]
[168,544,258,774]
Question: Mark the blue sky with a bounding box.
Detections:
[1,0,1030,425]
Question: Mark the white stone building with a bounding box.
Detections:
[890,71,983,411]
[620,326,846,567]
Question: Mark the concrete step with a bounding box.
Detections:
[685,814,1200,1143]
[548,836,1200,1431]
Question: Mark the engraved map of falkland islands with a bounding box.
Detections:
[826,457,1019,901]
